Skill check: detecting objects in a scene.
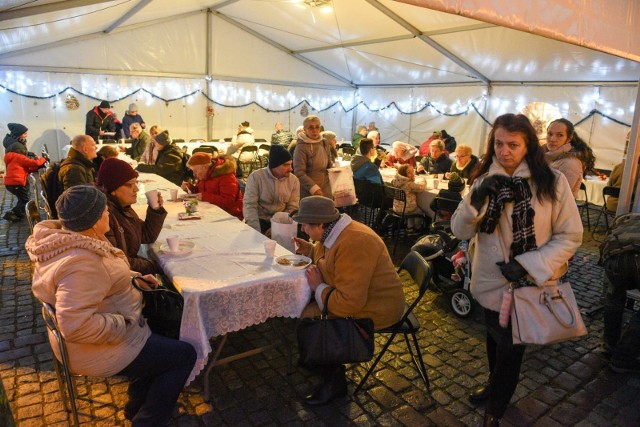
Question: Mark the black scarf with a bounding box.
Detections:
[479,176,537,257]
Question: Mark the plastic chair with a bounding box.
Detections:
[592,186,620,237]
[237,145,260,177]
[354,251,433,394]
[382,185,427,255]
[576,181,591,231]
[255,138,267,143]
[25,200,41,233]
[192,146,219,155]
[189,138,206,143]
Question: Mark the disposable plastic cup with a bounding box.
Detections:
[170,189,178,201]
[264,240,277,257]
[166,235,180,252]
[145,189,159,209]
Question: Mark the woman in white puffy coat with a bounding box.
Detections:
[451,114,582,426]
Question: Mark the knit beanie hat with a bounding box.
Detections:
[8,123,28,138]
[187,152,212,167]
[155,130,171,146]
[128,103,138,112]
[56,185,107,232]
[97,158,139,193]
[99,100,111,109]
[269,144,292,169]
[448,176,465,192]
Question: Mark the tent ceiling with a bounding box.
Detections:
[0,0,638,87]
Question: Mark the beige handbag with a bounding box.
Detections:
[496,225,587,345]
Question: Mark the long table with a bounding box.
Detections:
[132,173,310,392]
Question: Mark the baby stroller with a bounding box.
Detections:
[411,229,475,318]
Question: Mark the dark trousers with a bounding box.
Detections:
[484,309,526,418]
[5,185,29,217]
[117,333,196,427]
[603,254,640,362]
[259,218,271,234]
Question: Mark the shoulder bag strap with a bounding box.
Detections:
[321,287,337,318]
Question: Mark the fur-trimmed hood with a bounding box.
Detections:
[209,154,237,177]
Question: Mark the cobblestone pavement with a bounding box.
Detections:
[1,187,640,426]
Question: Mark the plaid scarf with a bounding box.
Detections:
[479,176,537,257]
[320,218,340,244]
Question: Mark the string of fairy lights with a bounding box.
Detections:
[0,78,634,129]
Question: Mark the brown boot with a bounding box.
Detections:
[483,412,500,427]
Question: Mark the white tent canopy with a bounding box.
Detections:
[1,0,639,210]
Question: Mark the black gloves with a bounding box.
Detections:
[497,260,528,282]
[470,175,511,210]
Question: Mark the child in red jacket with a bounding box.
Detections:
[3,143,46,222]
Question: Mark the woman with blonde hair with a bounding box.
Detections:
[448,144,479,180]
[139,125,162,164]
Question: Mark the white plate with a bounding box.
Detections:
[274,255,312,269]
[159,240,195,256]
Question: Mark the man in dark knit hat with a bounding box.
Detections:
[243,144,300,235]
[85,100,115,142]
[136,130,188,186]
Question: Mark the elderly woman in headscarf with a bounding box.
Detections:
[26,185,196,425]
[383,141,418,169]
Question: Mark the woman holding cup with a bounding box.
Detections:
[97,158,168,275]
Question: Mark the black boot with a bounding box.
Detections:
[304,365,347,406]
[468,384,490,404]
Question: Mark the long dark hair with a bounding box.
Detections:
[471,114,557,203]
[547,118,596,175]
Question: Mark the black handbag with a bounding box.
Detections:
[297,288,375,365]
[131,276,184,339]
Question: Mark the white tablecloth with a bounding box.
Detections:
[133,173,309,385]
[578,176,608,206]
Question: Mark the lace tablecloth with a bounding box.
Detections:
[134,174,310,385]
[580,176,608,206]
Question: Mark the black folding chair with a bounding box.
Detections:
[382,185,427,255]
[25,200,41,233]
[192,146,219,155]
[354,251,433,394]
[431,197,462,232]
[576,181,591,231]
[592,186,620,238]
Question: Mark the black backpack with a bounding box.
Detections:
[40,162,64,219]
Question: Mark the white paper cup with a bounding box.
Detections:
[145,189,159,209]
[264,239,277,257]
[166,235,180,253]
[170,188,178,201]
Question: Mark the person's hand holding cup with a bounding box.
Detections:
[145,189,160,209]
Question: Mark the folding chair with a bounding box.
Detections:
[192,146,219,155]
[189,138,206,143]
[237,145,260,177]
[382,185,427,255]
[354,251,433,394]
[592,186,620,237]
[25,200,41,233]
[40,190,54,220]
[40,300,96,426]
[576,181,591,231]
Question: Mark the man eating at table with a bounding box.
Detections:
[292,196,404,405]
[243,145,299,235]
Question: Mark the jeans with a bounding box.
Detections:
[603,254,640,363]
[484,309,526,418]
[117,333,196,427]
[5,185,29,217]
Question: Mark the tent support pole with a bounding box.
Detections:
[206,9,213,140]
[618,81,640,214]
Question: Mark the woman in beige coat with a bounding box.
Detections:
[451,114,582,426]
[293,116,334,198]
[26,185,196,426]
[293,196,404,406]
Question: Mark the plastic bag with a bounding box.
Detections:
[271,212,297,252]
[328,166,357,207]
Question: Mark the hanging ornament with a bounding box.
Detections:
[65,94,79,110]
[300,103,309,117]
[520,102,561,142]
[206,105,215,117]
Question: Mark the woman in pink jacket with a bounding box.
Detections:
[182,152,244,219]
[26,185,196,426]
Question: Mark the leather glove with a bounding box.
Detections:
[470,175,511,211]
[496,260,528,282]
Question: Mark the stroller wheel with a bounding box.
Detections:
[450,289,474,318]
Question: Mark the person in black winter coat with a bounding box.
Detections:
[440,129,457,153]
[85,100,115,142]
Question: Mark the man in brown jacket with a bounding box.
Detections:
[293,196,404,406]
